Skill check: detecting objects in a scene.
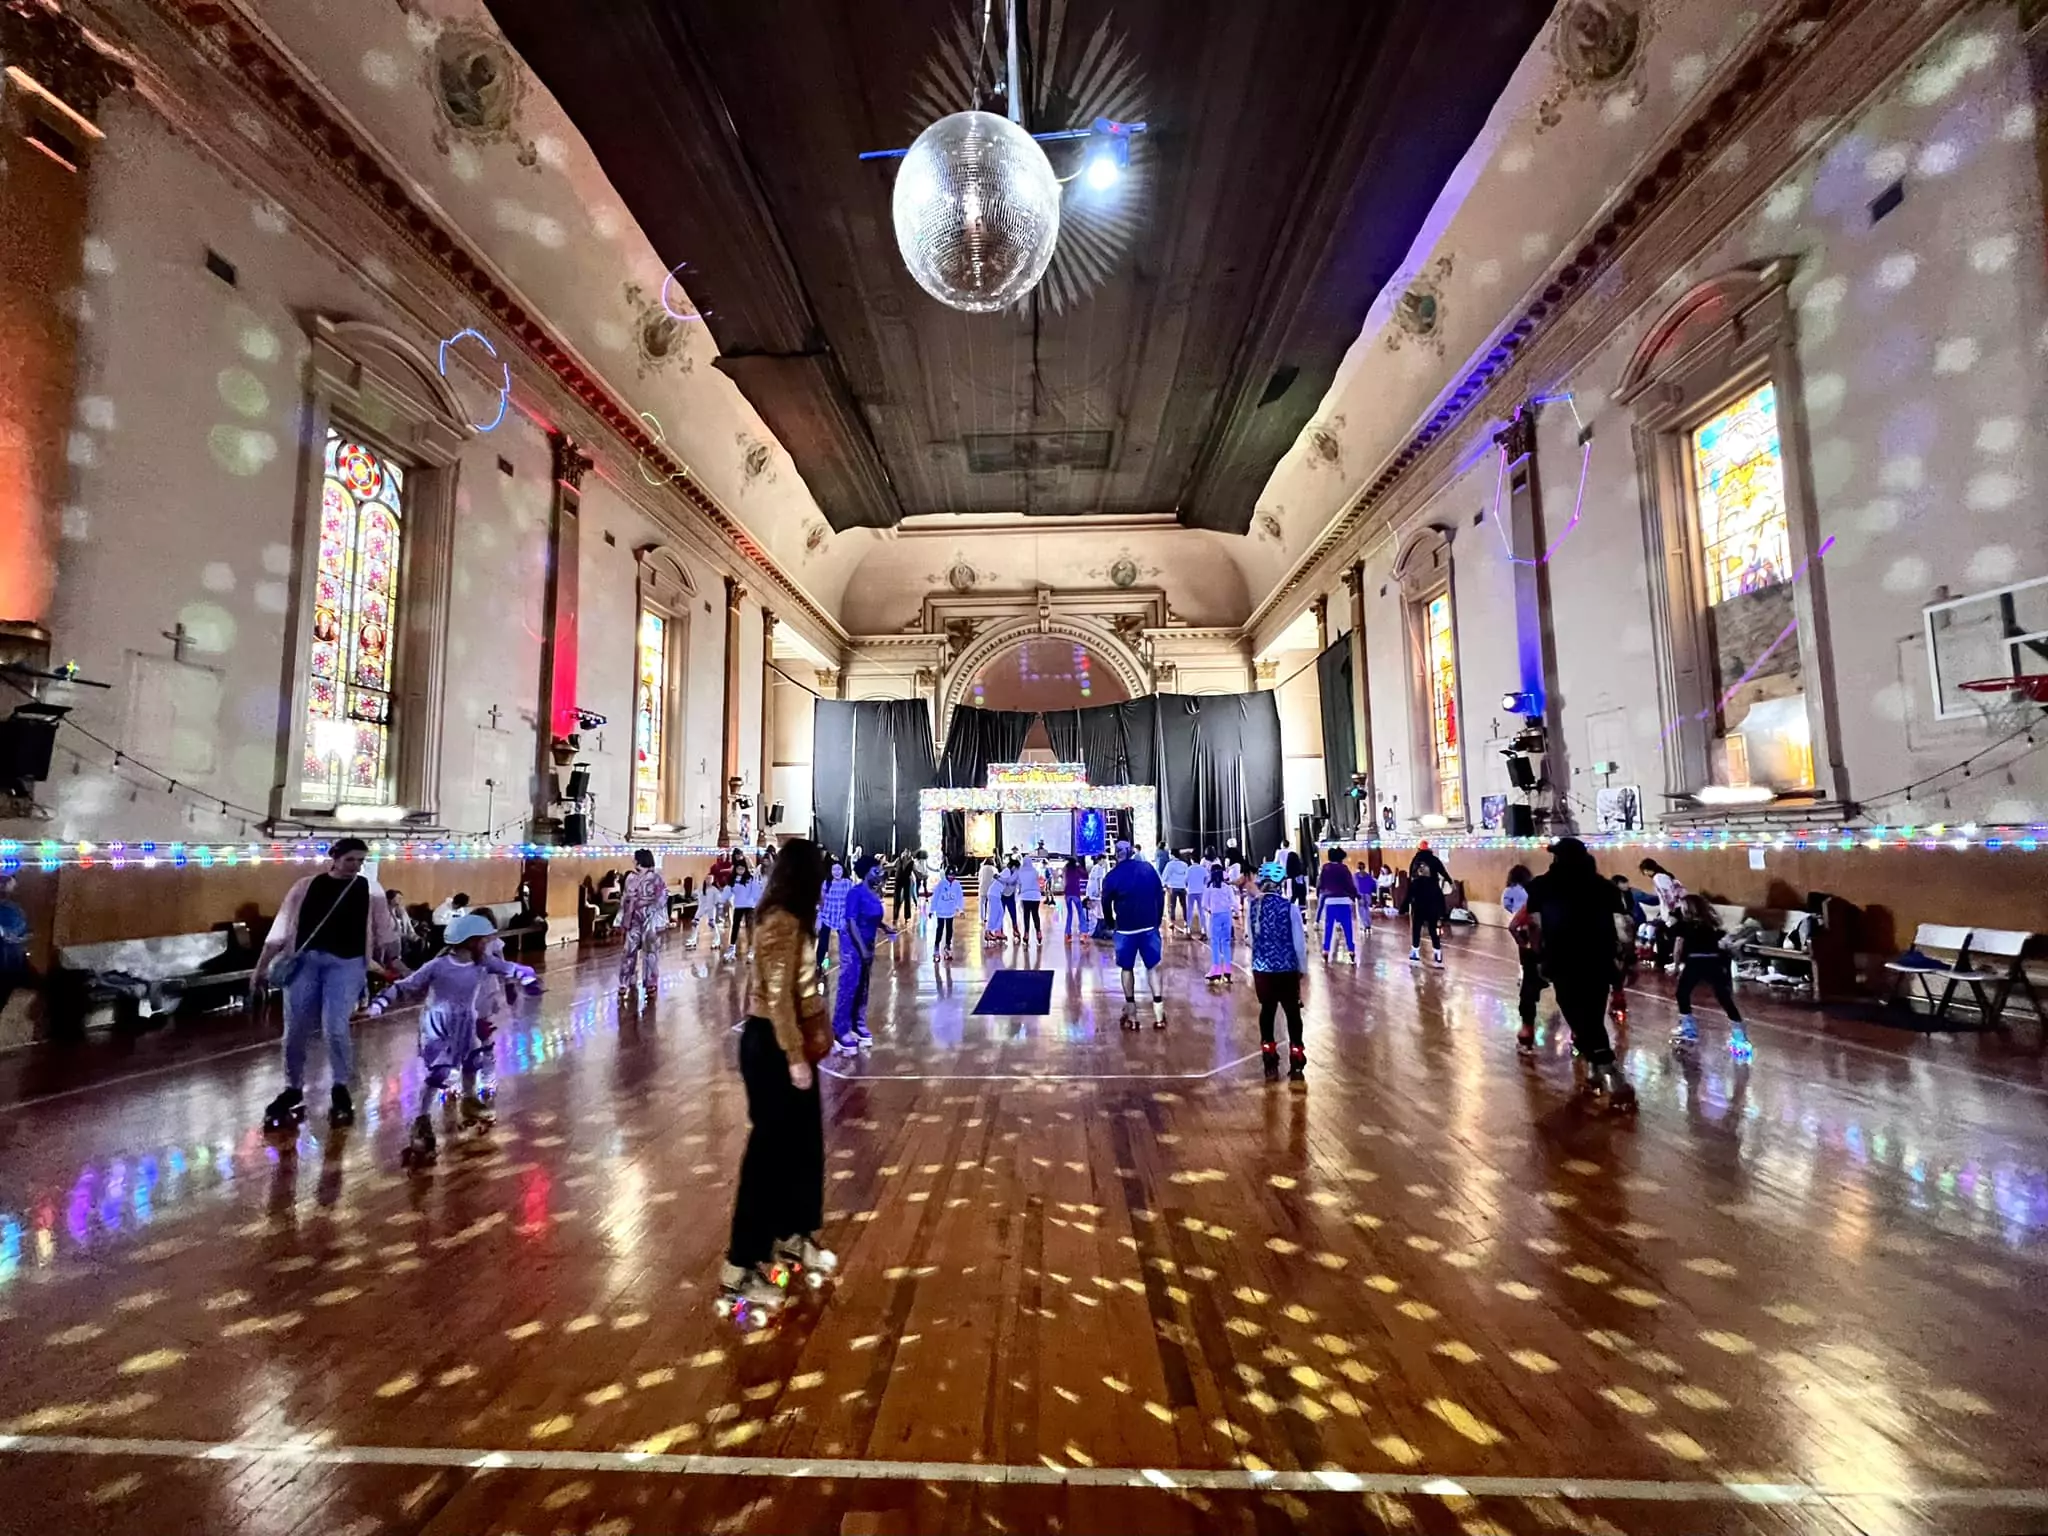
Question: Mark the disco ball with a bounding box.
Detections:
[892,110,1061,313]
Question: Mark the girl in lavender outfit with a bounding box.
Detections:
[366,912,538,1166]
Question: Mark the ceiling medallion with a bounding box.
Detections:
[1303,417,1347,476]
[425,24,540,168]
[906,1,1152,316]
[621,283,696,379]
[1535,0,1654,132]
[803,519,831,557]
[1085,548,1160,589]
[1255,507,1286,543]
[1383,256,1454,356]
[931,554,987,593]
[736,432,777,489]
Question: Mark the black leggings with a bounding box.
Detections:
[893,882,915,922]
[934,916,954,948]
[1553,972,1617,1067]
[1021,900,1041,940]
[727,1017,823,1269]
[1411,912,1443,950]
[1002,896,1018,933]
[1517,950,1547,1026]
[1254,971,1304,1052]
[1676,956,1742,1020]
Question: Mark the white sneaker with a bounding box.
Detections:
[1408,947,1421,962]
[1432,950,1444,968]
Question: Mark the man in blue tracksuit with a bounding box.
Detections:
[1100,840,1167,1030]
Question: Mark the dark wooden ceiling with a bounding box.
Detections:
[484,0,1553,534]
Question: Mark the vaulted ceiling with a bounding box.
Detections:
[482,0,1553,534]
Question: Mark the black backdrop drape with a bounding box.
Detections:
[1315,637,1361,837]
[1042,699,1157,789]
[810,698,936,861]
[936,706,1034,869]
[1154,692,1286,859]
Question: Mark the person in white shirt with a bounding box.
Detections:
[725,861,763,962]
[432,892,471,929]
[927,866,965,960]
[1162,852,1191,934]
[979,856,1006,942]
[1016,850,1045,944]
[1184,856,1211,943]
[1638,858,1688,970]
[1085,854,1108,932]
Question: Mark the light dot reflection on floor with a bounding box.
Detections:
[0,923,2043,1531]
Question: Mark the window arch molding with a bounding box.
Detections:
[275,315,473,825]
[1615,259,1846,813]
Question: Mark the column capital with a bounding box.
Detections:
[1339,561,1366,594]
[724,574,747,610]
[550,433,593,491]
[761,607,778,636]
[0,1,133,130]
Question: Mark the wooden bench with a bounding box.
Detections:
[52,926,259,1037]
[1885,924,2047,1039]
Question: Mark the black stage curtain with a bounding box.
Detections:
[809,698,935,862]
[1316,637,1361,838]
[1154,692,1286,860]
[1043,699,1157,789]
[936,706,1033,870]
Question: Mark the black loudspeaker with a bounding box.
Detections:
[1505,804,1536,837]
[0,709,59,796]
[564,766,591,800]
[767,801,784,827]
[561,812,589,845]
[1505,754,1536,791]
[1310,795,1329,822]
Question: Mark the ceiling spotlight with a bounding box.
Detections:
[1084,152,1121,191]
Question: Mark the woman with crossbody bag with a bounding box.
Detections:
[254,837,399,1130]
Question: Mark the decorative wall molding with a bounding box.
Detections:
[1247,0,1974,645]
[77,0,846,656]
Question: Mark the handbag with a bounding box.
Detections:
[268,874,363,989]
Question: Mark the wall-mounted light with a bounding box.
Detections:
[1691,785,1777,806]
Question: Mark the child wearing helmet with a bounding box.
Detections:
[364,910,539,1165]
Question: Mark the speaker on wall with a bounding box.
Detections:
[1505,754,1537,791]
[564,766,591,800]
[561,812,589,845]
[1505,804,1535,837]
[767,801,784,827]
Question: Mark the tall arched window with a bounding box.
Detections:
[632,548,693,832]
[301,426,405,805]
[280,318,469,825]
[1394,526,1466,824]
[1617,261,1843,810]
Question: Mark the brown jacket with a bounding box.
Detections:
[747,908,831,1064]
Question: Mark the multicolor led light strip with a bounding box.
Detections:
[0,839,742,874]
[1333,822,2045,855]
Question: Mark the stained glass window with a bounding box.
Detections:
[1424,592,1463,817]
[301,427,403,804]
[1689,385,1813,789]
[1691,384,1790,605]
[633,610,669,826]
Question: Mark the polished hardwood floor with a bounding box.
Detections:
[0,905,2045,1534]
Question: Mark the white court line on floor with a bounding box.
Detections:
[822,1050,1263,1084]
[0,1432,2044,1508]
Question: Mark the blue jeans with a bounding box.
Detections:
[1322,900,1355,954]
[283,950,364,1090]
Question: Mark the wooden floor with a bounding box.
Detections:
[1,911,2045,1535]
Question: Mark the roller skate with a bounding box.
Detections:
[328,1084,355,1128]
[1432,948,1445,969]
[1262,1043,1280,1082]
[1515,1023,1537,1059]
[832,1032,860,1058]
[714,1262,786,1328]
[773,1234,839,1292]
[1589,1064,1638,1114]
[261,1086,306,1133]
[399,1114,438,1167]
[853,1024,873,1049]
[1119,1002,1140,1031]
[458,1093,495,1130]
[1728,1026,1754,1063]
[1151,999,1167,1030]
[1288,1046,1307,1086]
[1669,1013,1699,1052]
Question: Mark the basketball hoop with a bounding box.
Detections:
[1960,675,2048,706]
